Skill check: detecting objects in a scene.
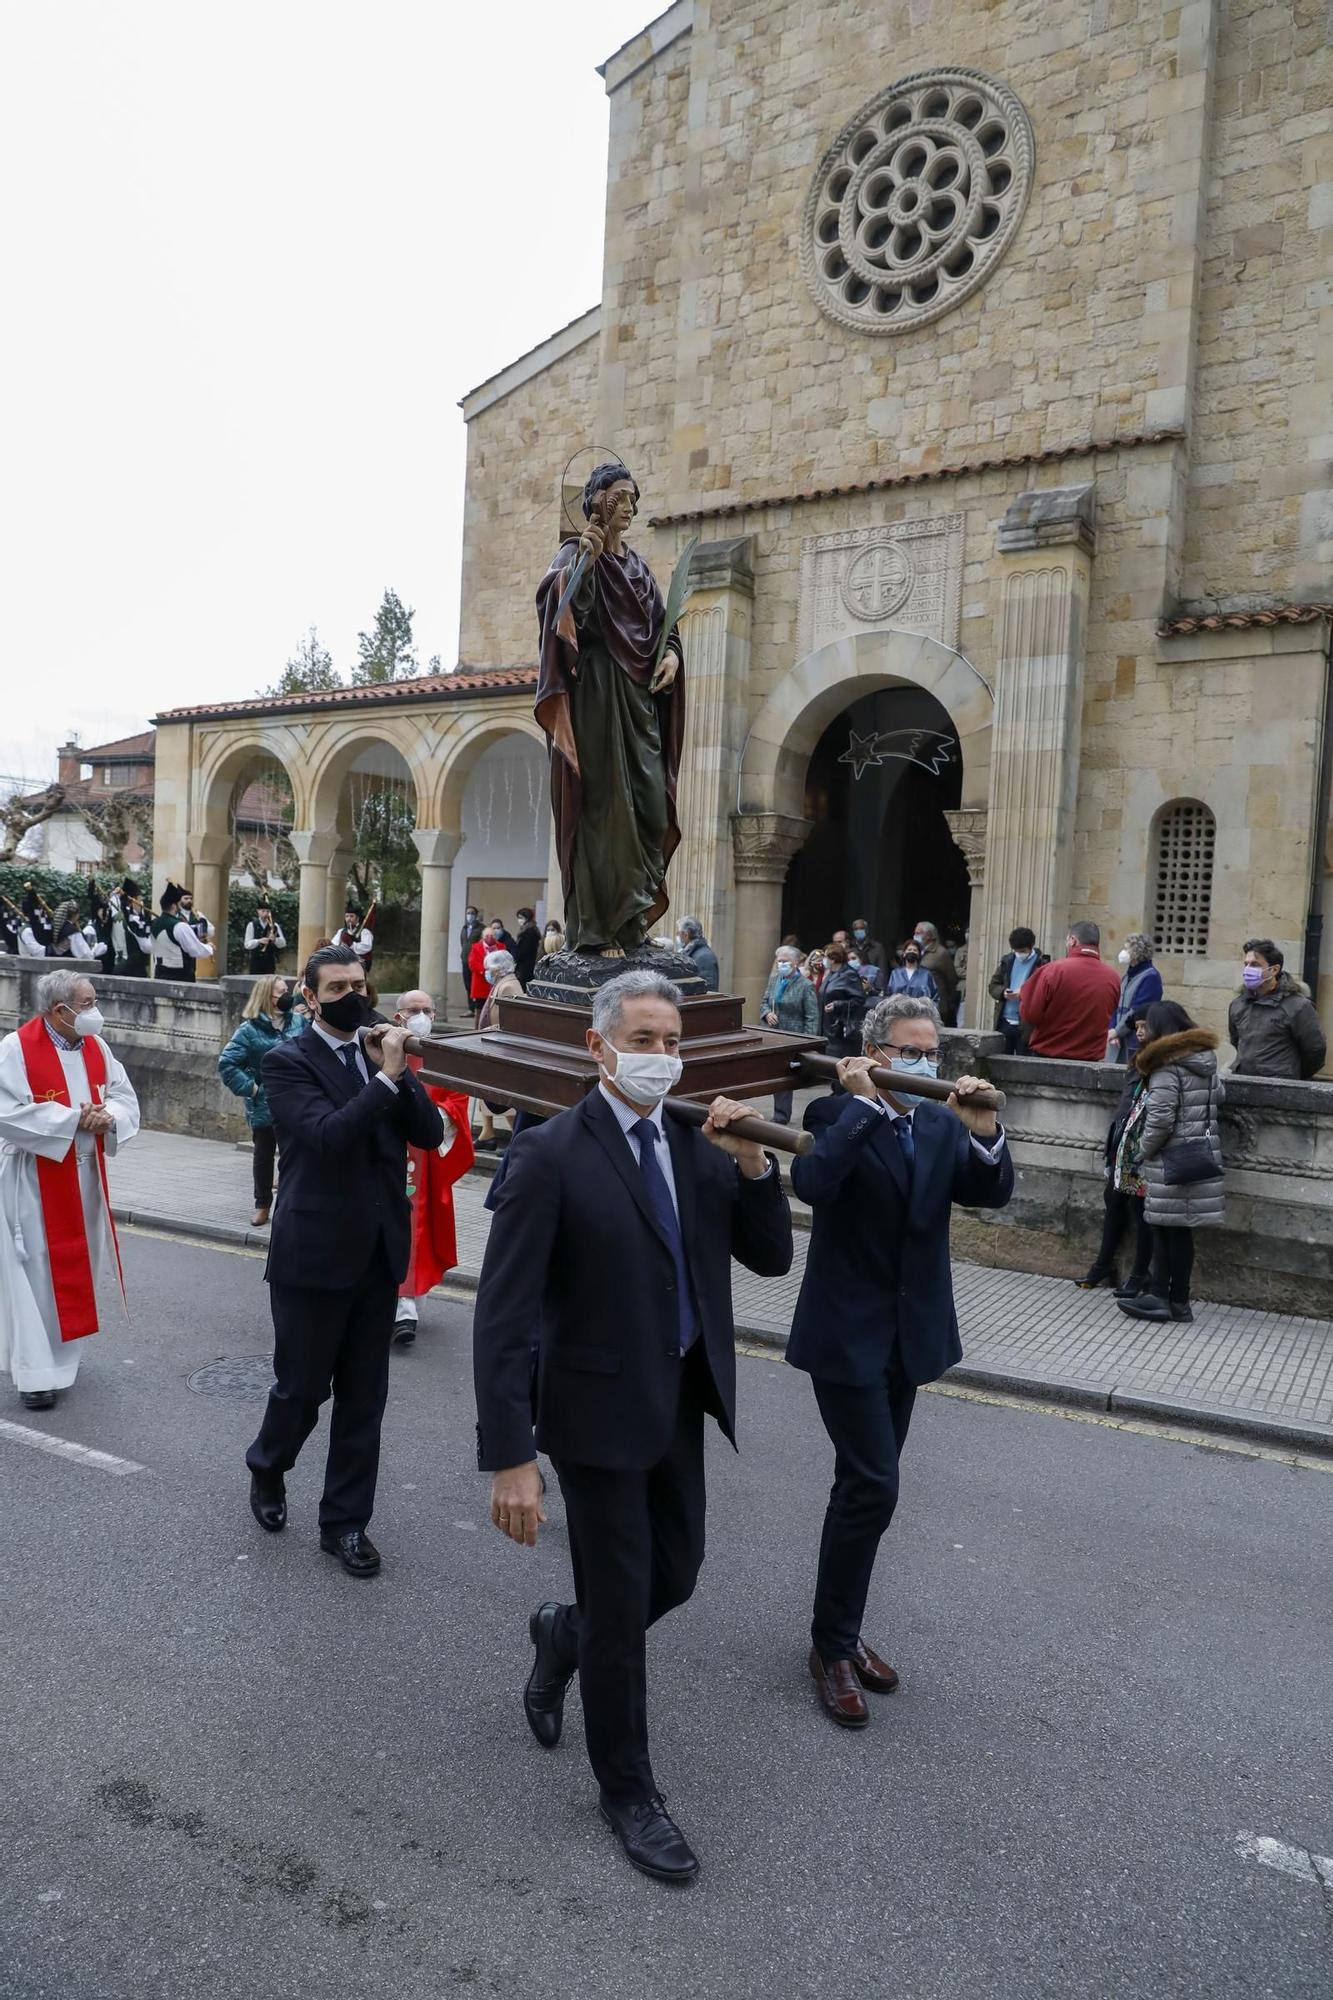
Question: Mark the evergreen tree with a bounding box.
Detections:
[265,627,342,697]
[353,588,418,683]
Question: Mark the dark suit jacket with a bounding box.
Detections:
[262,1027,444,1290]
[473,1089,793,1474]
[787,1091,1014,1387]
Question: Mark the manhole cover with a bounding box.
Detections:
[187,1355,275,1400]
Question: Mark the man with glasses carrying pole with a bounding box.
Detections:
[787,993,1014,1729]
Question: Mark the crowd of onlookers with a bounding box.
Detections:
[218,897,1329,1326]
[985,918,1328,1324]
[757,914,1328,1326]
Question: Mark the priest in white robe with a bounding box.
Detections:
[0,969,140,1410]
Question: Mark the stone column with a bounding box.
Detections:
[730,812,812,1020]
[289,829,342,968]
[412,827,463,1008]
[667,537,754,985]
[185,832,232,983]
[943,808,988,1028]
[978,486,1096,1000]
[323,852,356,941]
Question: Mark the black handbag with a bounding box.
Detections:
[1160,1074,1222,1185]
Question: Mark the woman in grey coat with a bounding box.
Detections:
[1118,1002,1224,1325]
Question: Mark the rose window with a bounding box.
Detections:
[800,68,1035,335]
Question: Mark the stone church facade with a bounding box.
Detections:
[458,0,1333,1039]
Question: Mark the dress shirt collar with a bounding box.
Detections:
[875,1092,915,1123]
[310,1017,360,1059]
[598,1079,665,1138]
[43,1018,82,1054]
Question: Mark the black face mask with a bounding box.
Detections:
[275,990,293,1013]
[316,990,370,1034]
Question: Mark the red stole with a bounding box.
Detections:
[401,1070,474,1299]
[17,1016,123,1341]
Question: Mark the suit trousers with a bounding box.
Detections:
[810,1357,917,1660]
[549,1345,709,1806]
[247,1240,399,1534]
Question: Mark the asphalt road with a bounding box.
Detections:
[2,1231,1331,2000]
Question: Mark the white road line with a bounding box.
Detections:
[1236,1831,1333,1887]
[0,1416,145,1476]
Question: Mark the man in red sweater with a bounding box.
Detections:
[1019,921,1122,1060]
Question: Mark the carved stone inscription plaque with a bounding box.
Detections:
[798,515,963,657]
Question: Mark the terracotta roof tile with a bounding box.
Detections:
[1157,603,1333,637]
[647,428,1187,528]
[154,666,539,725]
[80,730,156,761]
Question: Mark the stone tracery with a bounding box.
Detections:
[800,68,1035,335]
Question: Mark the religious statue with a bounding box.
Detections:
[535,462,684,958]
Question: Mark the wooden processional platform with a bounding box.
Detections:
[412,991,825,1118]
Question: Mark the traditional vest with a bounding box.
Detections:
[151,912,186,970]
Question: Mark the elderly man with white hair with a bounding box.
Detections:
[0,968,140,1409]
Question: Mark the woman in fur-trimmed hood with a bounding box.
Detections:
[1118,1003,1225,1325]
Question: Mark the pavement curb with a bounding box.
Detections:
[113,1206,271,1254]
[114,1216,1333,1461]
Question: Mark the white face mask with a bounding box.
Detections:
[1117,948,1131,967]
[62,1005,105,1040]
[403,1011,433,1036]
[603,1043,684,1108]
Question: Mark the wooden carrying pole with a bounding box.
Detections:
[401,1034,816,1157]
[798,1050,1006,1112]
[661,1097,814,1157]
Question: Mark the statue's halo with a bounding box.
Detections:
[559,444,632,539]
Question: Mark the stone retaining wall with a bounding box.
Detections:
[0,963,254,1144]
[5,965,1331,1315]
[938,1030,1333,1317]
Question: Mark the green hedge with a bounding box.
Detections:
[0,862,136,921]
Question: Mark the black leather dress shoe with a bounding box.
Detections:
[599,1794,699,1883]
[392,1318,416,1346]
[20,1389,56,1411]
[249,1472,287,1532]
[524,1602,576,1748]
[319,1528,381,1577]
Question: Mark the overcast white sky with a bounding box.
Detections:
[0,1,656,786]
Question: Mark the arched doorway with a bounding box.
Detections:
[781,683,969,955]
[732,628,993,1015]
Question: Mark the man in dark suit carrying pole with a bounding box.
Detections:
[788,992,1014,1728]
[245,943,444,1577]
[474,969,793,1884]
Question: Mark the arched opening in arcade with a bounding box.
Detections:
[447,732,551,1004]
[325,741,420,993]
[781,682,971,963]
[224,752,298,973]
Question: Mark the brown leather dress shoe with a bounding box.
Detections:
[853,1640,900,1693]
[808,1647,869,1729]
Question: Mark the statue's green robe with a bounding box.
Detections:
[534,540,684,955]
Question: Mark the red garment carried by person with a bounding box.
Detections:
[468,937,491,1003]
[400,1065,474,1300]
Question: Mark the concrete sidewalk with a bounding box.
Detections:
[106,1127,1333,1456]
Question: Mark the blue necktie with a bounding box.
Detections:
[340,1043,365,1091]
[630,1117,698,1354]
[892,1113,915,1176]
